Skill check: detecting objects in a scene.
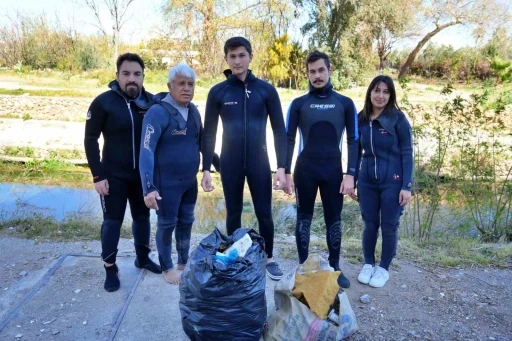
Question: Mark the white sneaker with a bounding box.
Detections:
[357,264,374,284]
[369,266,389,288]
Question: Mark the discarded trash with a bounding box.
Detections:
[264,255,359,341]
[223,232,252,258]
[214,249,239,267]
[180,228,267,341]
[73,289,81,294]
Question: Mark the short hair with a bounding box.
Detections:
[116,53,144,72]
[168,63,196,84]
[224,36,252,56]
[305,50,330,71]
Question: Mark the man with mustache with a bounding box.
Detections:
[84,53,161,292]
[284,50,359,288]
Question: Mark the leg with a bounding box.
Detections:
[293,162,318,265]
[156,216,181,284]
[127,179,160,274]
[358,182,381,266]
[318,167,343,270]
[378,185,403,270]
[221,166,245,235]
[247,167,274,259]
[175,182,198,269]
[100,177,128,292]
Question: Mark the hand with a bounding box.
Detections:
[144,191,162,210]
[273,168,286,190]
[94,179,109,196]
[340,175,355,195]
[283,174,295,195]
[201,171,214,192]
[399,190,411,206]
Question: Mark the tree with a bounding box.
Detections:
[163,0,292,76]
[398,0,507,78]
[81,0,137,63]
[262,34,293,86]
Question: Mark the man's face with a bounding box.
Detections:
[224,46,252,80]
[307,59,332,89]
[168,74,195,107]
[116,61,144,98]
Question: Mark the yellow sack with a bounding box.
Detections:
[292,270,341,319]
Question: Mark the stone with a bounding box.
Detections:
[360,294,372,304]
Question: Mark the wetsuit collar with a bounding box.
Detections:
[373,108,399,135]
[308,80,333,97]
[223,69,255,84]
[108,80,152,109]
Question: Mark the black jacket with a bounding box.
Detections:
[84,80,153,183]
[201,70,287,172]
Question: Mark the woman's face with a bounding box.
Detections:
[370,81,390,111]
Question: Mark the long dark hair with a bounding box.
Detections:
[359,75,400,123]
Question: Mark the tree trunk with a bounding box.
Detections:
[398,21,459,79]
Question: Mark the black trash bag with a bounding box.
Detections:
[179,228,267,341]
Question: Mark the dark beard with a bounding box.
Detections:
[124,85,139,98]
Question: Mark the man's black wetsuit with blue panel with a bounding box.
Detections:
[286,81,359,270]
[201,70,287,259]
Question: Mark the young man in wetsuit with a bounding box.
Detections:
[284,50,359,288]
[201,37,287,280]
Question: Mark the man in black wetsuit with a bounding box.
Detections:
[284,50,359,288]
[201,37,287,280]
[84,53,161,292]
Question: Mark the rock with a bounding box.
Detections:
[401,284,407,289]
[360,294,372,304]
[19,271,28,276]
[51,330,60,335]
[285,236,296,243]
[83,321,87,325]
[489,337,495,340]
[440,293,445,297]
[74,289,81,294]
[42,318,56,325]
[428,297,435,301]
[40,329,44,332]
[15,334,22,338]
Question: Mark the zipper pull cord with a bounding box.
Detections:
[245,88,251,98]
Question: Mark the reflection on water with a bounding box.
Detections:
[0,182,297,235]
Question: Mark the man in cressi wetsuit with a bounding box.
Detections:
[139,63,204,284]
[201,36,287,280]
[84,53,161,293]
[284,50,359,288]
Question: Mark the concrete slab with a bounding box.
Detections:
[0,255,141,341]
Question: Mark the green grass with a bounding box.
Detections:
[3,146,36,157]
[0,88,98,97]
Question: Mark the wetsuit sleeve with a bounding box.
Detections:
[344,98,359,176]
[285,99,300,174]
[84,97,107,183]
[396,114,413,191]
[267,86,287,169]
[139,106,166,196]
[201,88,219,172]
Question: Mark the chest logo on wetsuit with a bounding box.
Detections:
[393,174,401,181]
[143,124,155,150]
[224,101,238,105]
[379,128,389,134]
[171,128,187,136]
[310,104,335,110]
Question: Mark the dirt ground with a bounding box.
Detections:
[0,232,511,341]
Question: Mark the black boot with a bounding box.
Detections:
[134,245,162,274]
[104,264,120,292]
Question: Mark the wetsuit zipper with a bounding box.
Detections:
[370,120,377,179]
[244,84,249,169]
[126,100,136,169]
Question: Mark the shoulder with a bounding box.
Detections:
[332,91,356,108]
[253,78,278,96]
[90,90,120,112]
[290,93,311,109]
[208,81,229,98]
